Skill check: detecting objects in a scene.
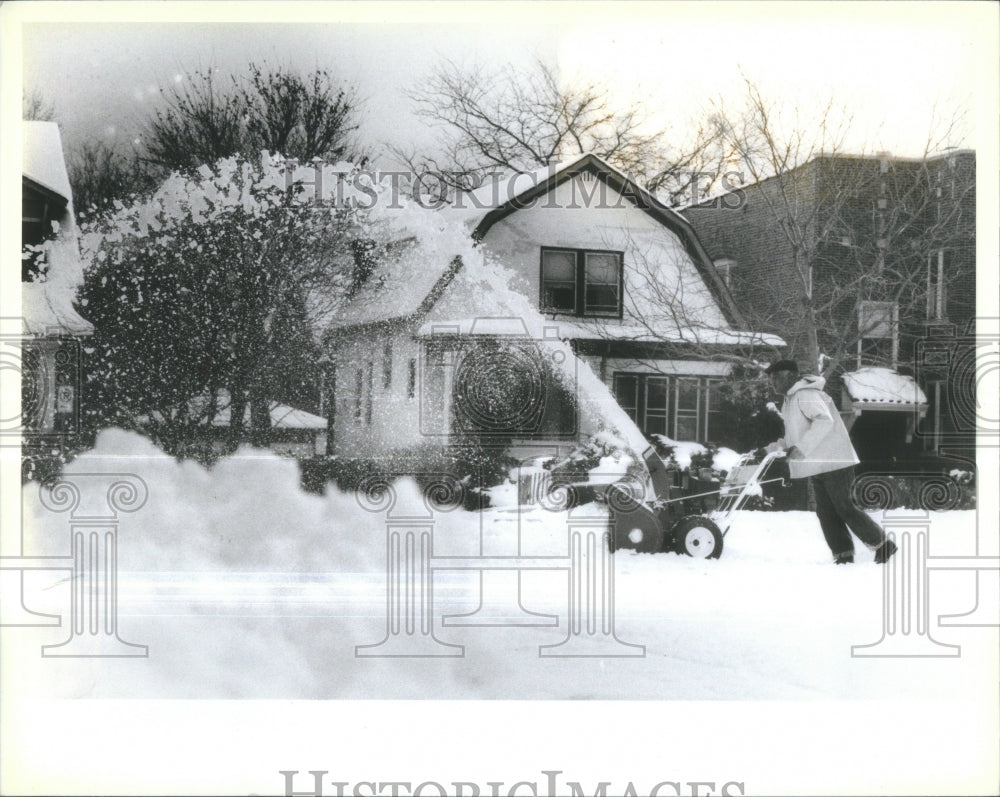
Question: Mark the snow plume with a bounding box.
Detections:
[79,152,348,262]
[78,152,648,463]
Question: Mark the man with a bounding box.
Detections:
[763,360,897,565]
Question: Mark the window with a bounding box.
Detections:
[355,363,374,425]
[927,249,948,320]
[365,362,374,425]
[858,300,898,367]
[644,377,669,437]
[713,257,736,287]
[584,252,620,314]
[354,368,364,422]
[541,249,576,312]
[382,341,393,390]
[613,373,638,424]
[540,247,622,317]
[612,373,721,441]
[407,358,417,399]
[674,378,700,441]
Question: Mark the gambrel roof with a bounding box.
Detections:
[464,153,745,328]
[330,153,764,342]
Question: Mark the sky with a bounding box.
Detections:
[10,2,997,174]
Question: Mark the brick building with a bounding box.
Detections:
[683,150,976,462]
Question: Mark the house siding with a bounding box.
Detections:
[330,328,427,456]
[328,159,781,458]
[480,174,732,334]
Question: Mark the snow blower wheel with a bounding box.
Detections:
[670,515,723,559]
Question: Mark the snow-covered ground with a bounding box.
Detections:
[9,430,996,704]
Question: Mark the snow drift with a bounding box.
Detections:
[14,430,993,704]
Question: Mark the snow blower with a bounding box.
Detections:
[606,448,787,559]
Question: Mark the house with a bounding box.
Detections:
[324,154,782,459]
[17,121,92,446]
[683,150,976,462]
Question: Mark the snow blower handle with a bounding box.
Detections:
[755,444,788,459]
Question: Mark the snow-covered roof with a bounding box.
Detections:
[21,283,93,336]
[548,321,784,347]
[328,240,461,329]
[416,317,785,347]
[843,368,928,406]
[23,121,73,201]
[139,390,327,430]
[211,400,327,430]
[22,122,92,337]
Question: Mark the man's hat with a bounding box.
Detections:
[764,359,799,375]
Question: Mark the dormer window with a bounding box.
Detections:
[540,247,622,318]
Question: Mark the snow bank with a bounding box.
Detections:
[23,429,384,574]
[13,429,991,704]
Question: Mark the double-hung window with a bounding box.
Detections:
[927,250,948,320]
[858,300,898,367]
[541,247,622,318]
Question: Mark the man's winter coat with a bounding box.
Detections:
[776,375,860,479]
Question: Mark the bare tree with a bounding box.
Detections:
[67,142,158,215]
[685,78,974,378]
[244,64,363,164]
[141,64,364,172]
[143,68,246,171]
[394,57,727,202]
[23,89,55,121]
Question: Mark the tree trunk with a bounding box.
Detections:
[249,390,272,448]
[228,386,247,450]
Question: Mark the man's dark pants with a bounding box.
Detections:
[809,466,886,559]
